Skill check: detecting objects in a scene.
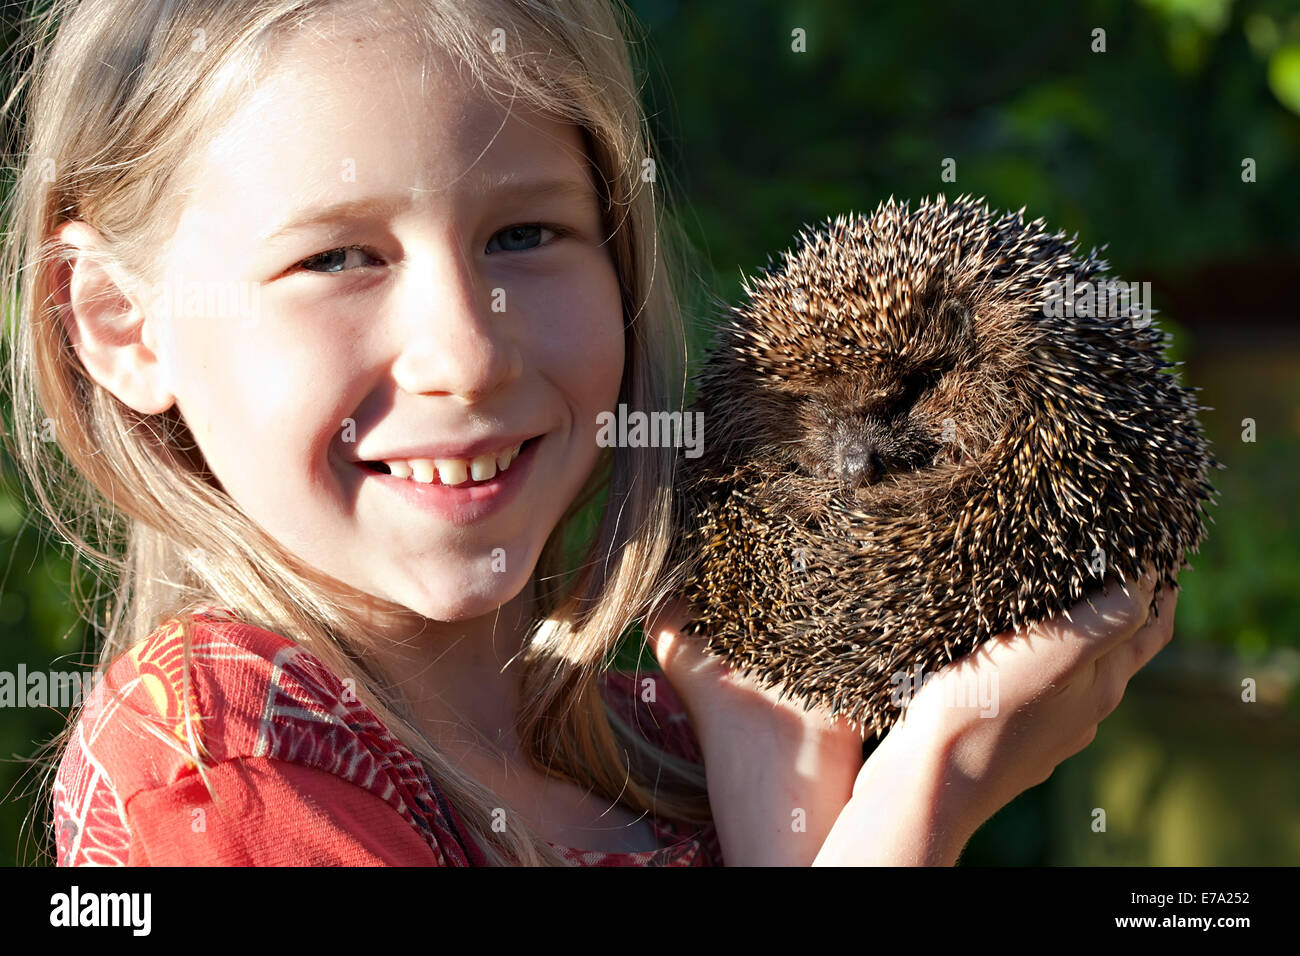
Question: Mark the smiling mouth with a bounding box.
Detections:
[359,435,542,486]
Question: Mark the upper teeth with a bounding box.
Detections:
[382,442,523,486]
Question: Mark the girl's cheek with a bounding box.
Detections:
[536,255,623,349]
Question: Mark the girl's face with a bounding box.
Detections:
[149,28,624,623]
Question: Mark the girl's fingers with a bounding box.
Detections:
[1123,584,1178,676]
[643,597,724,684]
[643,597,693,654]
[1082,583,1178,726]
[646,575,1172,725]
[1019,568,1158,671]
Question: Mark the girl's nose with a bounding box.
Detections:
[389,248,523,402]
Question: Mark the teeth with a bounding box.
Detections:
[375,441,524,485]
[435,458,469,485]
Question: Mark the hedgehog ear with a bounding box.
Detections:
[937,298,975,344]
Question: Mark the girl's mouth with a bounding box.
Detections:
[358,435,541,487]
[354,434,543,526]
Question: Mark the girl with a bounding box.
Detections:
[1,0,1176,867]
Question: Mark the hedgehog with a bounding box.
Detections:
[669,194,1219,739]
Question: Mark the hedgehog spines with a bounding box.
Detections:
[671,196,1217,736]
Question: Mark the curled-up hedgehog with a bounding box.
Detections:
[669,194,1219,738]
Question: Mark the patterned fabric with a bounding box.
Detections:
[52,606,722,867]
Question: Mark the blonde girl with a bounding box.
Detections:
[2,0,1177,866]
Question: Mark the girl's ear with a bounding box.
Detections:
[52,221,176,415]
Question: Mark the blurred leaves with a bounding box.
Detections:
[1267,44,1300,113]
[631,0,1300,303]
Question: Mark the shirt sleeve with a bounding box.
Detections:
[122,756,443,866]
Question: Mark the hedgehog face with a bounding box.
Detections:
[789,366,946,486]
[781,296,990,491]
[702,203,1049,513]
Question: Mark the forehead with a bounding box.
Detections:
[164,23,591,256]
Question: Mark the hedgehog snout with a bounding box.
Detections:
[835,436,887,485]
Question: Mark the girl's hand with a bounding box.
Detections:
[645,598,866,866]
[813,568,1178,865]
[645,597,864,745]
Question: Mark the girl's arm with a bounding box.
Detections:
[646,604,865,866]
[648,568,1177,866]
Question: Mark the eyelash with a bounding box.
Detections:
[293,223,572,274]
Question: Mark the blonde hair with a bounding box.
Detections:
[1,0,708,866]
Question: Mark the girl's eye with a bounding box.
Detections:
[296,245,383,274]
[485,224,559,254]
[293,226,564,274]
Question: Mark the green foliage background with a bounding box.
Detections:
[2,0,1298,865]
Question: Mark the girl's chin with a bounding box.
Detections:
[370,575,534,623]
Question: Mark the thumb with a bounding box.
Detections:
[643,596,702,673]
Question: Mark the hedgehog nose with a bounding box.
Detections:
[840,447,885,485]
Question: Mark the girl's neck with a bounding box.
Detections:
[351,578,540,761]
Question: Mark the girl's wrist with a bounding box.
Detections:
[694,707,864,866]
[813,715,973,866]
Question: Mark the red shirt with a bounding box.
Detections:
[53,606,723,866]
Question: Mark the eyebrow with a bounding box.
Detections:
[258,174,602,246]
